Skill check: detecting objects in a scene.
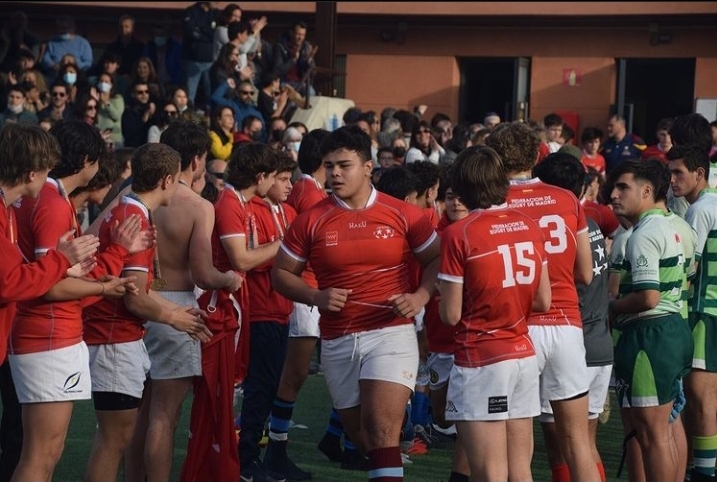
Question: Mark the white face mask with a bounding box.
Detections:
[98,82,112,93]
[63,72,77,85]
[8,103,23,114]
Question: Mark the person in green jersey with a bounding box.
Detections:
[667,144,717,482]
[608,159,693,482]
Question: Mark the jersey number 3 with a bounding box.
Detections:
[539,214,568,254]
[498,241,537,288]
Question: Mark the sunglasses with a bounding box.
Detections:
[164,110,178,115]
[87,105,97,110]
[418,129,431,134]
[239,90,254,96]
[134,90,149,95]
[51,92,66,97]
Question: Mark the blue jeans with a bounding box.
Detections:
[182,60,213,105]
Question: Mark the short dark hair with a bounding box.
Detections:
[656,117,674,133]
[275,150,297,175]
[319,125,372,164]
[608,158,666,203]
[228,20,251,40]
[376,166,419,201]
[131,143,181,193]
[485,121,541,174]
[666,144,710,174]
[669,113,712,155]
[532,152,586,199]
[298,128,330,175]
[241,115,262,131]
[292,21,308,30]
[580,127,604,144]
[451,146,509,210]
[643,157,670,202]
[226,142,279,190]
[72,148,122,196]
[406,160,440,198]
[49,120,105,179]
[160,120,211,171]
[543,113,563,128]
[0,123,60,186]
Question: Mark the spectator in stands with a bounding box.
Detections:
[41,15,92,79]
[257,72,289,126]
[19,68,48,114]
[55,62,88,105]
[102,15,145,77]
[129,57,165,106]
[282,126,304,162]
[72,90,99,127]
[0,84,38,127]
[147,100,179,143]
[213,4,243,59]
[225,21,257,84]
[143,23,183,90]
[580,127,606,177]
[483,112,501,130]
[601,113,646,173]
[37,82,72,122]
[122,81,155,147]
[543,112,564,153]
[210,43,241,94]
[181,1,217,108]
[212,78,264,137]
[641,117,673,164]
[273,21,318,97]
[430,112,453,148]
[234,114,263,146]
[170,86,204,126]
[0,11,40,73]
[406,120,445,164]
[95,71,125,149]
[287,121,308,137]
[209,105,235,160]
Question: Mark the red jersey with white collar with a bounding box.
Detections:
[286,175,326,289]
[424,213,457,354]
[0,200,69,361]
[507,178,587,327]
[281,189,437,339]
[438,205,546,368]
[246,197,296,324]
[83,196,155,345]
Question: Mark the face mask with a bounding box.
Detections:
[291,141,301,152]
[251,131,263,142]
[63,72,77,85]
[60,33,72,41]
[8,104,23,114]
[154,36,167,47]
[271,129,284,142]
[392,146,406,158]
[98,82,112,93]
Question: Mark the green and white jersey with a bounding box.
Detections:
[616,208,685,325]
[685,188,717,316]
[609,226,633,275]
[667,210,697,319]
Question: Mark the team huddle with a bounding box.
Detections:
[0,113,715,482]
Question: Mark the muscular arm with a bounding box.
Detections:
[190,201,236,290]
[270,248,315,305]
[221,235,281,272]
[574,229,593,285]
[609,289,660,315]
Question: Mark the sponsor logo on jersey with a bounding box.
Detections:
[325,231,338,246]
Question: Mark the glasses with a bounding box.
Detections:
[134,90,149,95]
[418,129,431,134]
[87,105,97,110]
[239,90,254,96]
[207,171,227,180]
[51,92,66,97]
[164,110,178,115]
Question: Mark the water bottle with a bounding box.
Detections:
[328,114,340,132]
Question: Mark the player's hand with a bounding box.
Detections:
[313,288,351,312]
[66,257,97,278]
[170,307,213,342]
[225,271,243,293]
[110,214,156,254]
[99,275,138,298]
[57,231,100,266]
[388,292,428,319]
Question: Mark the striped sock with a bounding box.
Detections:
[344,434,356,453]
[368,446,403,481]
[693,434,717,476]
[326,407,343,438]
[268,397,295,442]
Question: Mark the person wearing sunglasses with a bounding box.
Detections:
[211,77,265,141]
[37,81,72,123]
[405,120,445,165]
[121,81,156,148]
[147,101,180,144]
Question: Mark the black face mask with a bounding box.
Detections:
[271,129,285,142]
[251,131,263,142]
[392,146,406,158]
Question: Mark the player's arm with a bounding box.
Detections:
[123,269,211,342]
[532,260,551,312]
[390,235,441,319]
[609,289,660,316]
[438,279,462,326]
[271,248,350,312]
[221,235,281,273]
[574,229,593,285]
[190,201,240,291]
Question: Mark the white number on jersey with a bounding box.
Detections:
[539,214,568,254]
[498,241,537,288]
